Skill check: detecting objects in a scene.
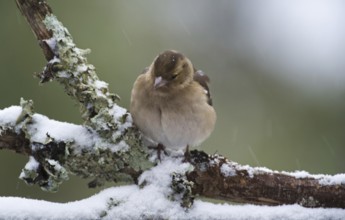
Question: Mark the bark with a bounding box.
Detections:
[0,130,31,155]
[15,0,54,60]
[187,151,345,208]
[2,0,343,209]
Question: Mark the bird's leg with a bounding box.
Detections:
[148,143,167,161]
[156,143,166,161]
[183,145,191,163]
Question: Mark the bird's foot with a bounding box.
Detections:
[182,145,191,163]
[148,143,167,162]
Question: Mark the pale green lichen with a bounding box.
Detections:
[11,12,154,192]
[41,159,69,192]
[20,167,39,184]
[15,99,68,191]
[171,172,195,209]
[13,98,151,191]
[15,98,34,136]
[19,157,39,186]
[42,14,134,152]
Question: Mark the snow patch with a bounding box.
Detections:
[28,114,95,149]
[110,105,132,131]
[223,160,345,186]
[220,163,236,177]
[76,64,88,73]
[318,174,345,185]
[0,184,343,220]
[139,158,191,189]
[43,38,57,52]
[46,159,63,171]
[94,80,108,89]
[0,106,22,127]
[25,156,39,171]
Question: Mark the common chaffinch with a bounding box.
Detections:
[130,50,216,158]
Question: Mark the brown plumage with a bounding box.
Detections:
[130,50,216,152]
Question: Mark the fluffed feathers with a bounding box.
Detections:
[130,50,216,151]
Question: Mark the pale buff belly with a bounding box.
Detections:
[135,102,216,150]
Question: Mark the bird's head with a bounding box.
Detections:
[151,50,194,90]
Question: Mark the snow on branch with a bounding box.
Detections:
[1,102,345,211]
[0,101,152,191]
[1,162,345,220]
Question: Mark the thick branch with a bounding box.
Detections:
[1,114,345,208]
[188,151,345,208]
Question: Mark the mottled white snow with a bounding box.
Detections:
[221,160,345,186]
[0,158,344,220]
[0,105,132,152]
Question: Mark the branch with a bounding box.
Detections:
[15,0,54,60]
[0,103,150,191]
[14,0,154,190]
[1,0,342,212]
[1,105,345,208]
[188,151,345,208]
[0,130,30,155]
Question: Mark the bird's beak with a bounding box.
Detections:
[154,76,168,89]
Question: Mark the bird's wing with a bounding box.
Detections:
[193,69,213,106]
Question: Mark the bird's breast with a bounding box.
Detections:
[131,79,216,150]
[160,97,216,150]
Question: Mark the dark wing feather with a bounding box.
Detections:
[193,69,213,106]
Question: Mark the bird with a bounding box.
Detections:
[130,50,216,160]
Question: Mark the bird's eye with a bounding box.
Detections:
[171,74,178,80]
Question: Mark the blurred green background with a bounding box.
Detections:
[0,0,344,202]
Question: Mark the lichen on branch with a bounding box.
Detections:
[41,14,129,141]
[10,5,154,191]
[0,99,152,192]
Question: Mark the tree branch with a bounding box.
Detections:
[188,151,345,208]
[15,0,54,60]
[0,0,342,211]
[1,106,345,208]
[0,130,30,155]
[15,0,154,190]
[0,103,150,191]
